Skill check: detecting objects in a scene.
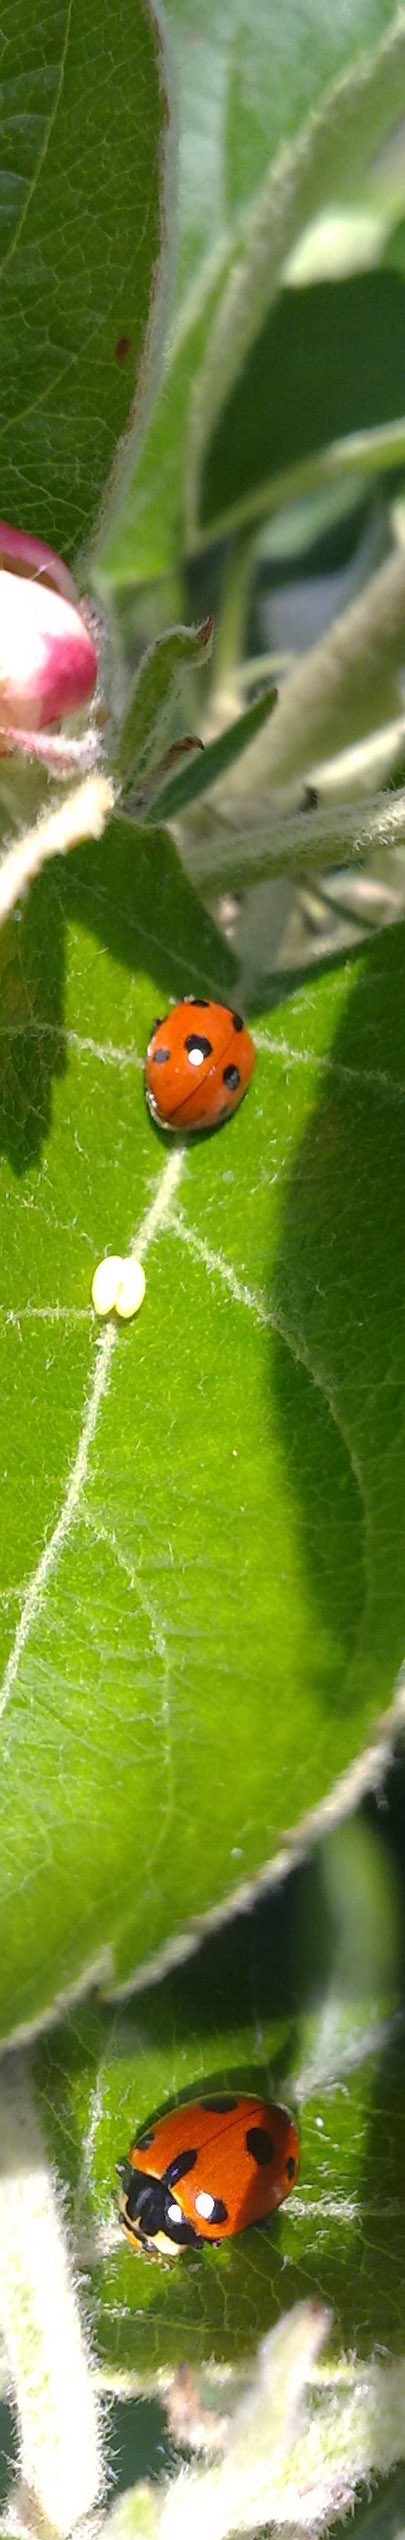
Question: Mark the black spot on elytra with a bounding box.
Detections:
[203,2095,238,2113]
[232,1012,244,1031]
[135,2128,155,2151]
[223,1062,240,1091]
[184,1033,212,1060]
[183,997,210,1008]
[246,2125,275,2166]
[164,2147,198,2188]
[286,2154,296,2180]
[152,1046,170,1065]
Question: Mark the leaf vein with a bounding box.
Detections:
[0,1024,143,1070]
[82,1509,174,1880]
[0,0,74,285]
[255,1030,405,1103]
[0,1149,183,1723]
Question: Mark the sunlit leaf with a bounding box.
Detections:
[1,819,405,2040]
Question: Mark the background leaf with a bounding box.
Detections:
[0,0,171,562]
[195,268,405,542]
[97,0,404,588]
[188,10,405,547]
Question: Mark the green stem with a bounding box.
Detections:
[0,2056,104,2538]
[212,531,258,700]
[180,787,405,895]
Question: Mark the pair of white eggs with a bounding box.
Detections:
[91,1255,146,1322]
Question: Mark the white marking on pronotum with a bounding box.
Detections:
[0,1148,184,1723]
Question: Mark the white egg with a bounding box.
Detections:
[115,1258,146,1321]
[91,1256,125,1316]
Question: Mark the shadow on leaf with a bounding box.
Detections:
[0,870,65,1172]
[270,917,405,1720]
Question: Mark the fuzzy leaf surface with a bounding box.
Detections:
[1,835,405,2038]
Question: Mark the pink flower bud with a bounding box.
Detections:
[0,524,97,740]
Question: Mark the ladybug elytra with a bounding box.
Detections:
[117,2092,299,2261]
[145,998,255,1133]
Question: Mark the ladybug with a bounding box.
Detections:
[145,998,256,1133]
[117,2092,299,2262]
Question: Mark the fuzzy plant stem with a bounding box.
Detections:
[181,783,405,893]
[0,2054,105,2539]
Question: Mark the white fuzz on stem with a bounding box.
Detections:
[0,2056,105,2538]
[159,2305,405,2540]
[161,2303,328,2540]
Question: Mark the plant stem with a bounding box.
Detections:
[0,2056,104,2538]
[180,786,405,893]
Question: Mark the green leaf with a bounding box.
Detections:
[189,10,405,545]
[147,686,278,820]
[349,2470,405,2540]
[1,827,405,2042]
[97,0,402,587]
[104,2491,160,2540]
[0,0,171,564]
[33,1810,403,2375]
[166,0,404,267]
[95,264,227,589]
[195,268,405,543]
[115,619,213,789]
[220,0,405,215]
